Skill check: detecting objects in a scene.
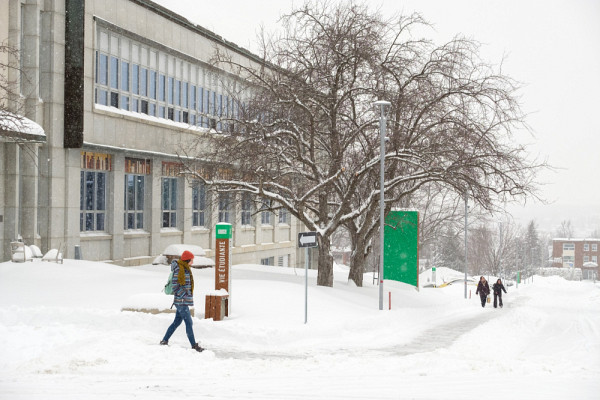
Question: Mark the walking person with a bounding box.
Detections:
[160,250,204,352]
[492,278,508,308]
[475,276,490,308]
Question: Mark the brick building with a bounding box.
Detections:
[551,238,599,279]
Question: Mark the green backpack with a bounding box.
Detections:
[163,270,175,295]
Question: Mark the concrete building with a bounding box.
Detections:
[1,0,303,267]
[551,238,599,279]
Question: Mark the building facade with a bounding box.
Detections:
[551,238,599,279]
[1,0,303,267]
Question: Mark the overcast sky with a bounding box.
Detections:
[155,0,600,233]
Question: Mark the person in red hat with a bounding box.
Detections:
[160,250,204,352]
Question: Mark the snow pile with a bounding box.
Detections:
[420,266,477,287]
[152,243,214,267]
[0,259,598,399]
[538,267,583,281]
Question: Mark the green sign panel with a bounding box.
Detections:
[215,223,232,239]
[383,210,419,288]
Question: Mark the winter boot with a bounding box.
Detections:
[160,340,168,345]
[192,343,204,352]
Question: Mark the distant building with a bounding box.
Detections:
[551,238,599,279]
[1,0,305,267]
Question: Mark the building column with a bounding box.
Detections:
[111,154,125,262]
[149,157,162,257]
[19,142,40,247]
[2,143,20,258]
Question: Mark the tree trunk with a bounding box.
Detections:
[317,235,334,287]
[348,239,369,287]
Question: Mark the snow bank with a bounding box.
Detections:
[0,259,598,399]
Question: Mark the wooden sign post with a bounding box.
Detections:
[206,223,232,320]
[215,223,232,292]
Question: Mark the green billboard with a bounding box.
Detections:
[383,210,419,288]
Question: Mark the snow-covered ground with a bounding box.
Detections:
[1,259,598,399]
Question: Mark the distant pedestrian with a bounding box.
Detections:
[160,250,204,352]
[475,276,490,307]
[492,278,508,308]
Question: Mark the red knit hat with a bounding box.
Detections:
[181,250,194,262]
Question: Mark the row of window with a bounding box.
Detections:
[562,243,598,252]
[80,171,290,232]
[584,244,598,252]
[95,26,243,131]
[583,256,598,263]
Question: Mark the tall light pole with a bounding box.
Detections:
[374,100,391,310]
[464,189,468,299]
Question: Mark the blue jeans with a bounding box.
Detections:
[162,304,196,347]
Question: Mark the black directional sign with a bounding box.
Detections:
[298,231,318,248]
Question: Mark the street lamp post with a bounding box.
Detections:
[374,100,391,311]
[464,190,468,299]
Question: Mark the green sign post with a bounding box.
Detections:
[383,210,419,289]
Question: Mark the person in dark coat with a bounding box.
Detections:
[160,250,204,352]
[475,276,490,307]
[492,278,508,308]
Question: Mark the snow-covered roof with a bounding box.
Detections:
[553,238,600,242]
[0,111,46,142]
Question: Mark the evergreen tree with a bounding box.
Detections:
[435,226,464,272]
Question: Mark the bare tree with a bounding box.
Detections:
[0,41,40,157]
[556,220,574,238]
[469,218,520,277]
[186,1,541,287]
[0,42,26,136]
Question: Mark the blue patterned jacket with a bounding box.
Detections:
[171,260,194,306]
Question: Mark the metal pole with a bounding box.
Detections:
[374,100,390,310]
[305,247,308,324]
[464,190,468,299]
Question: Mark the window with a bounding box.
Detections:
[593,256,598,263]
[218,193,231,223]
[192,182,206,227]
[158,74,165,101]
[593,244,598,252]
[121,61,129,91]
[241,193,253,226]
[94,26,242,132]
[563,243,575,251]
[278,207,290,225]
[584,256,589,263]
[260,199,272,225]
[261,257,274,266]
[562,255,574,265]
[132,64,139,94]
[584,244,589,252]
[80,171,107,231]
[124,174,144,229]
[278,254,289,267]
[162,178,177,228]
[80,152,111,232]
[124,158,150,230]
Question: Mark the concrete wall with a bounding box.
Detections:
[1,0,303,269]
